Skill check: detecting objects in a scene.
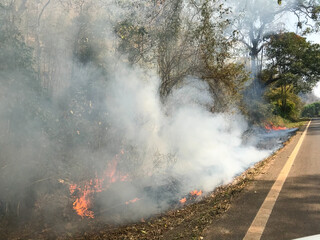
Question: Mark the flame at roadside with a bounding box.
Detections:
[69,151,129,218]
[125,198,141,205]
[265,122,287,131]
[179,189,203,204]
[190,189,202,196]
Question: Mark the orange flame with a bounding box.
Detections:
[190,189,202,196]
[70,184,96,218]
[69,150,129,218]
[125,197,141,205]
[179,197,187,204]
[265,122,287,131]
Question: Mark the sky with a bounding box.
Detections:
[314,83,320,98]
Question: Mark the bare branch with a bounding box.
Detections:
[38,0,51,26]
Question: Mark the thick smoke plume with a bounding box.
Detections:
[0,59,271,225]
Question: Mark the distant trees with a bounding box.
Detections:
[301,101,320,117]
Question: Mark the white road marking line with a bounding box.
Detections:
[243,121,312,240]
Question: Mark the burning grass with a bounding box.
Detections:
[65,161,267,240]
[64,128,299,240]
[69,151,129,219]
[266,116,308,129]
[0,126,301,240]
[0,152,274,240]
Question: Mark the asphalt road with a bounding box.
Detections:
[204,118,320,240]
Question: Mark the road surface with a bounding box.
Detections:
[204,118,320,240]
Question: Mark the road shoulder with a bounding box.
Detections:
[203,126,306,240]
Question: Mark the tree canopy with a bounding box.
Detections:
[262,32,320,118]
[263,32,320,93]
[233,0,320,89]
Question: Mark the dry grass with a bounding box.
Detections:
[68,138,295,240]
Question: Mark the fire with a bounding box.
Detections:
[125,198,141,205]
[265,122,287,131]
[179,189,203,204]
[190,189,202,196]
[70,184,96,218]
[69,149,129,218]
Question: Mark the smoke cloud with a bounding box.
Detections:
[0,58,272,226]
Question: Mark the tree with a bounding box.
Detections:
[194,0,248,110]
[114,0,248,108]
[157,0,184,99]
[232,0,320,90]
[262,32,320,117]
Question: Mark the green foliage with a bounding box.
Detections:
[264,32,320,93]
[311,4,320,21]
[265,86,303,120]
[301,102,320,117]
[267,114,307,128]
[195,0,232,67]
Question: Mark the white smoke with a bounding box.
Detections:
[101,62,271,194]
[0,56,273,226]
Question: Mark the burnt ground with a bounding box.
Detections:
[0,128,301,240]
